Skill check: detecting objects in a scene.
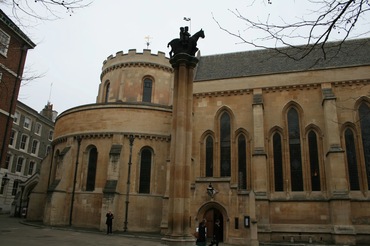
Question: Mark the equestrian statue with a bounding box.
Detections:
[167,27,205,58]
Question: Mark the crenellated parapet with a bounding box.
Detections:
[101,49,172,79]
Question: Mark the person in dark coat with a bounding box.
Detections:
[196,219,207,246]
[105,211,114,234]
[209,219,221,246]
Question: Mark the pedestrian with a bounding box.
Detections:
[209,219,221,246]
[196,219,207,246]
[105,211,114,234]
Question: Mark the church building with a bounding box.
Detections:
[27,38,370,245]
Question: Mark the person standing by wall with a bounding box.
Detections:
[105,211,114,234]
[209,219,221,246]
[196,219,207,246]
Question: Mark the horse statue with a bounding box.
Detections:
[167,28,205,58]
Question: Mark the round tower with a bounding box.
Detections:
[97,49,173,105]
[29,50,175,233]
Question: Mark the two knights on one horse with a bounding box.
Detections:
[168,27,205,58]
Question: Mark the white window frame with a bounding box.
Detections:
[9,129,17,147]
[11,180,19,196]
[19,134,29,151]
[16,157,24,173]
[14,111,20,125]
[35,122,42,135]
[31,139,39,155]
[0,28,10,57]
[24,117,31,130]
[28,161,35,175]
[48,130,53,141]
[5,153,12,170]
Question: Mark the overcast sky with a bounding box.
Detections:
[2,1,370,114]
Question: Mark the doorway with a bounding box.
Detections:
[204,208,223,242]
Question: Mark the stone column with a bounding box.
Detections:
[252,89,267,196]
[321,83,354,245]
[162,53,198,245]
[250,89,265,246]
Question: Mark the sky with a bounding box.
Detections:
[2,0,370,115]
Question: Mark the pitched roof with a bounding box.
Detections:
[0,9,36,49]
[194,38,370,82]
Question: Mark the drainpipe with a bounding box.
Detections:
[123,134,134,232]
[47,145,55,188]
[69,137,82,226]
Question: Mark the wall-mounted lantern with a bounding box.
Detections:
[207,183,217,198]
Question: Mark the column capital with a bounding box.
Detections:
[170,53,199,68]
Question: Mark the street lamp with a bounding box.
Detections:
[123,134,135,232]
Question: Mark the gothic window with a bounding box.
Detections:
[86,147,98,191]
[287,108,303,191]
[205,136,214,177]
[345,128,360,190]
[273,133,284,192]
[220,112,231,177]
[104,81,110,103]
[143,78,153,103]
[238,134,247,190]
[139,148,152,193]
[308,131,321,191]
[359,103,370,190]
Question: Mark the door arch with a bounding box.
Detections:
[204,208,224,242]
[196,202,228,242]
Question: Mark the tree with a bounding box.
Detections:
[1,1,92,88]
[214,0,370,61]
[2,0,92,23]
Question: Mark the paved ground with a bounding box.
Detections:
[2,214,361,246]
[0,214,167,246]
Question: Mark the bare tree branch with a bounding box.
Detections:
[2,0,92,24]
[214,0,370,60]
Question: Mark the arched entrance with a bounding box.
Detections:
[196,202,227,242]
[204,208,224,242]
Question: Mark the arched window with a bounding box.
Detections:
[359,103,370,190]
[220,112,231,177]
[86,147,98,191]
[308,131,321,191]
[238,134,247,190]
[205,136,213,177]
[287,108,303,191]
[143,78,153,103]
[345,129,360,190]
[104,82,110,103]
[273,133,284,192]
[139,148,152,193]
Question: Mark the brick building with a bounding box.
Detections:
[0,10,35,169]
